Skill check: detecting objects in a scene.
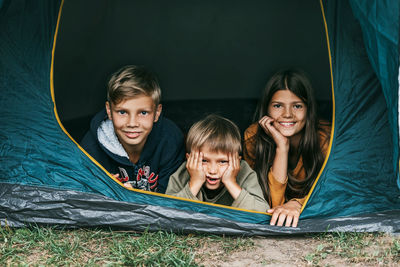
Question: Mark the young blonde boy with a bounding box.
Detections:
[166,114,269,212]
[81,65,185,193]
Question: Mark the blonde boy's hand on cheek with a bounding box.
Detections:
[268,199,301,227]
[186,150,206,196]
[221,152,242,199]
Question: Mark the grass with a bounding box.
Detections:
[304,232,400,266]
[0,225,253,266]
[1,225,399,266]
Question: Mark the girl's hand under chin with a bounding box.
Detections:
[258,116,289,151]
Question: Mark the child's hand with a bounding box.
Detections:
[186,150,206,196]
[259,116,289,151]
[112,173,134,189]
[221,152,242,199]
[221,152,240,185]
[267,200,302,227]
[123,182,134,189]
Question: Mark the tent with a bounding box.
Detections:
[1,0,400,235]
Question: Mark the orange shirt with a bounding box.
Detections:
[243,122,331,207]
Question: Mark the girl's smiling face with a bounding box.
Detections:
[267,89,307,139]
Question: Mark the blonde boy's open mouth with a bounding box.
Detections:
[206,177,220,185]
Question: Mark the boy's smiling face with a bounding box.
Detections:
[199,145,229,190]
[106,95,162,156]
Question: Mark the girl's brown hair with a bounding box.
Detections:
[247,69,327,203]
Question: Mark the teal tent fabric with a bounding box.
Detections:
[302,0,400,218]
[349,0,400,178]
[1,0,400,233]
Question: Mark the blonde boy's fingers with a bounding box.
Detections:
[235,152,240,168]
[198,152,204,168]
[221,154,231,179]
[228,152,233,168]
[192,150,199,165]
[230,153,237,171]
[231,152,238,172]
[187,152,193,166]
[187,151,197,169]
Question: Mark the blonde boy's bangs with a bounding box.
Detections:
[186,115,242,154]
[200,134,241,154]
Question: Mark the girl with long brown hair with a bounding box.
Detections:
[243,69,330,227]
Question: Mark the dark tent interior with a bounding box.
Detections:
[54,0,332,141]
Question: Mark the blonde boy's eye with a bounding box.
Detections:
[140,111,148,115]
[118,110,126,115]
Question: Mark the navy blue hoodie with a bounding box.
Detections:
[80,109,185,193]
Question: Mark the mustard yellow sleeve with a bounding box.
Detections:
[291,197,306,206]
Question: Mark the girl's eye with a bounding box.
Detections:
[272,104,281,108]
[294,104,303,109]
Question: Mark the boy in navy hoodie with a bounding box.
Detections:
[80,65,185,193]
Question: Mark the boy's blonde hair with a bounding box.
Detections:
[107,65,161,106]
[186,114,242,154]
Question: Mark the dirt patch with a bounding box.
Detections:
[197,236,315,266]
[196,234,400,266]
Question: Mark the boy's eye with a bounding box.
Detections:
[140,111,148,115]
[118,110,126,115]
[219,160,228,164]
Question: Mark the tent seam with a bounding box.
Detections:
[299,0,336,214]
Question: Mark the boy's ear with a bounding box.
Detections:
[105,101,112,120]
[154,104,162,122]
[186,153,189,159]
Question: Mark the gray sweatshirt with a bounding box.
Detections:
[166,160,269,212]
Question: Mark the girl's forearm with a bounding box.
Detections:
[270,147,289,184]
